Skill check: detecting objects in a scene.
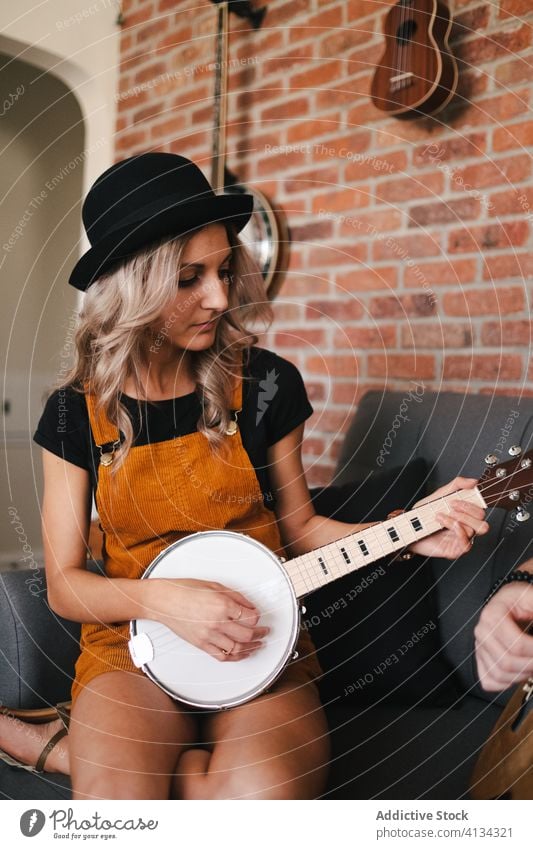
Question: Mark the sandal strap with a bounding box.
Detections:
[34,726,68,773]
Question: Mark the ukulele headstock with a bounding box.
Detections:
[479,447,533,517]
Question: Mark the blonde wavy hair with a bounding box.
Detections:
[47,223,273,476]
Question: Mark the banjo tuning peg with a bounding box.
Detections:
[484,453,498,467]
[516,507,530,522]
[509,445,522,457]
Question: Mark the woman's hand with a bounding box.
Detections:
[149,578,269,662]
[408,476,489,560]
[475,582,533,691]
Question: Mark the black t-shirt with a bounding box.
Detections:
[32,347,313,511]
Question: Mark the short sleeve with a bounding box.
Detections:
[32,386,91,471]
[254,350,314,447]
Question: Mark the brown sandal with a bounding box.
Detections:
[0,701,70,774]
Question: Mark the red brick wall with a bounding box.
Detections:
[114,0,533,485]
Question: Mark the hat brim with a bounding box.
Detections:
[69,193,254,291]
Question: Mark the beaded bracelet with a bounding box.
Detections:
[483,570,533,608]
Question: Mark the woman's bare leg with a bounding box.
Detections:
[173,680,330,800]
[69,671,198,800]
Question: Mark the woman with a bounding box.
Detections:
[0,152,489,799]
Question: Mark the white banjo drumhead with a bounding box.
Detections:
[130,531,299,709]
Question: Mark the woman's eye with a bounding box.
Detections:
[179,275,199,289]
[220,268,232,283]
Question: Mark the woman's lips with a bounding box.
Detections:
[192,319,217,331]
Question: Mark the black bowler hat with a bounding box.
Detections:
[68,152,254,291]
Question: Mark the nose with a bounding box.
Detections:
[199,272,229,312]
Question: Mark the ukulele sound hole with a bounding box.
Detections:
[396,19,417,44]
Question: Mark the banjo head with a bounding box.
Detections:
[129,531,299,709]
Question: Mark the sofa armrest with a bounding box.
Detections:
[0,566,91,709]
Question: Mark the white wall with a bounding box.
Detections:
[0,2,120,567]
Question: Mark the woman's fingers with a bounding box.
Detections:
[222,621,270,644]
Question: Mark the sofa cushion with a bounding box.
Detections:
[308,459,461,707]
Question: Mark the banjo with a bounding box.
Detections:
[209,0,289,301]
[129,449,533,709]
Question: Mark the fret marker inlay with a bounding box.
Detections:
[387,526,400,543]
[411,517,423,532]
[358,540,369,557]
[340,547,351,564]
[318,556,328,576]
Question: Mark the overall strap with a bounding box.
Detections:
[85,392,120,448]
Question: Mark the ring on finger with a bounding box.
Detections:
[222,640,235,656]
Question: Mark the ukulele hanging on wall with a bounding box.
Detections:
[370,0,458,118]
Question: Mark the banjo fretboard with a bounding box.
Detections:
[286,488,486,599]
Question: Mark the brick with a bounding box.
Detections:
[413,133,487,167]
[368,354,435,380]
[443,288,525,315]
[312,187,370,214]
[236,82,286,112]
[289,6,344,44]
[319,25,374,58]
[452,4,491,38]
[401,323,473,348]
[372,233,440,262]
[274,328,327,347]
[134,62,168,85]
[266,0,309,27]
[133,102,166,124]
[315,73,375,109]
[301,437,327,457]
[404,259,478,287]
[409,198,480,228]
[306,356,359,377]
[311,131,371,162]
[375,172,444,203]
[136,19,168,43]
[261,97,310,122]
[124,4,154,28]
[306,382,327,402]
[342,325,397,349]
[499,0,533,17]
[256,149,306,177]
[158,0,181,10]
[482,254,533,280]
[307,243,368,266]
[339,209,403,237]
[456,24,532,66]
[454,155,531,190]
[451,90,529,129]
[494,120,533,151]
[291,60,344,90]
[448,221,529,253]
[347,0,385,21]
[284,164,340,194]
[281,276,330,297]
[496,57,533,85]
[370,294,437,319]
[289,219,335,243]
[155,27,193,56]
[264,46,311,76]
[443,355,522,381]
[345,151,408,182]
[115,129,148,152]
[331,381,387,406]
[481,320,533,346]
[488,186,533,217]
[287,114,342,143]
[335,266,398,292]
[149,114,188,140]
[304,463,337,488]
[272,303,303,323]
[305,299,364,321]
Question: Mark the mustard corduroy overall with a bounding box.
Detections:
[72,364,321,705]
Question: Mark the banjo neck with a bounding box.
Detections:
[211,1,229,191]
[285,487,486,600]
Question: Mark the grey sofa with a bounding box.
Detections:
[1,389,532,799]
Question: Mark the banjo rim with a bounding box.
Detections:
[129,530,300,710]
